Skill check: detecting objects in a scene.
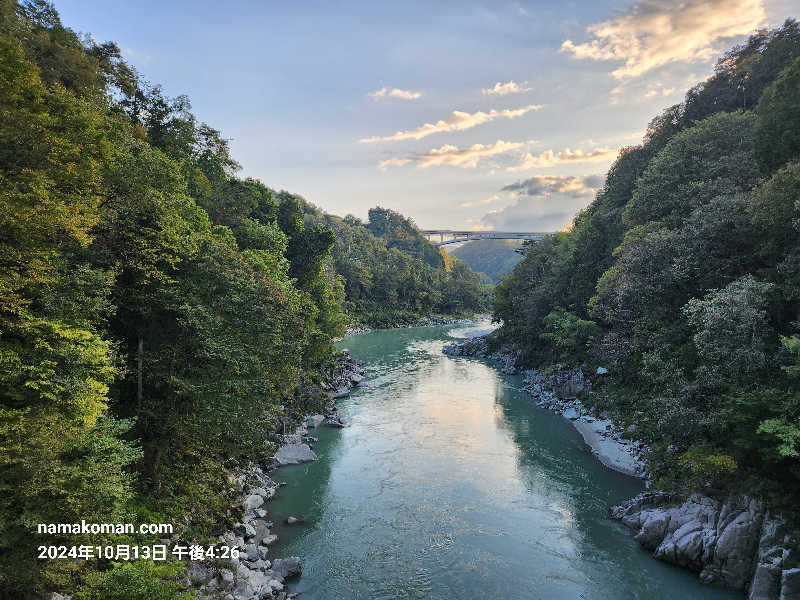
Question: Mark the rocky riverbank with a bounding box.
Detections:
[612,493,800,599]
[189,353,365,600]
[444,334,800,599]
[443,337,646,478]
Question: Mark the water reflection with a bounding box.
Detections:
[267,325,741,600]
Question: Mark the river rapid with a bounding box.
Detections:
[268,323,740,599]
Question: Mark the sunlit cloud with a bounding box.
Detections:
[379,140,525,170]
[642,81,681,100]
[481,174,604,231]
[560,0,766,79]
[377,157,413,169]
[482,80,533,95]
[368,87,422,100]
[360,105,542,143]
[502,174,604,195]
[458,193,501,210]
[509,147,619,171]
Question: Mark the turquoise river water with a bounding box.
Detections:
[267,323,740,599]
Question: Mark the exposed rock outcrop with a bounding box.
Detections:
[442,337,520,374]
[274,442,317,466]
[612,492,799,598]
[183,464,298,600]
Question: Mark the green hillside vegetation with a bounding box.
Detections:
[493,19,800,512]
[300,205,489,327]
[449,239,524,283]
[0,1,486,596]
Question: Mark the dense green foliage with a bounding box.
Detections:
[300,206,489,327]
[0,2,486,597]
[449,239,523,284]
[494,20,800,510]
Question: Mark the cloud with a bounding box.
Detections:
[501,174,604,196]
[379,140,525,170]
[459,194,501,209]
[482,80,533,95]
[509,147,619,171]
[368,87,422,100]
[377,157,413,169]
[480,174,603,231]
[560,0,766,79]
[642,81,681,100]
[360,105,542,143]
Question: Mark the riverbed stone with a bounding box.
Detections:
[272,557,302,579]
[750,564,783,599]
[274,443,317,465]
[242,494,264,511]
[245,543,258,561]
[562,407,580,420]
[219,568,234,585]
[306,414,325,428]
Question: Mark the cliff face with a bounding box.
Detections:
[611,493,800,599]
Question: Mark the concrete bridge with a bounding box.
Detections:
[421,230,553,246]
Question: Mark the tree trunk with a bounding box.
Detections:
[137,336,143,412]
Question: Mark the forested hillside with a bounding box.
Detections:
[301,205,489,326]
[449,239,524,283]
[493,20,800,511]
[0,1,484,596]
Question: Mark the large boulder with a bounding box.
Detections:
[781,568,800,600]
[242,494,265,511]
[274,443,317,465]
[613,493,799,597]
[271,557,302,579]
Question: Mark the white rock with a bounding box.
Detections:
[274,443,317,465]
[306,414,325,428]
[571,418,643,477]
[242,494,265,511]
[220,568,234,584]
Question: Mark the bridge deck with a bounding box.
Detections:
[420,230,553,246]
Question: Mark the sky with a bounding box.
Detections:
[55,0,797,231]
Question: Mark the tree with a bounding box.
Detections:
[755,56,800,173]
[683,276,775,386]
[623,111,759,228]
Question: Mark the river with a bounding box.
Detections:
[268,323,740,599]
